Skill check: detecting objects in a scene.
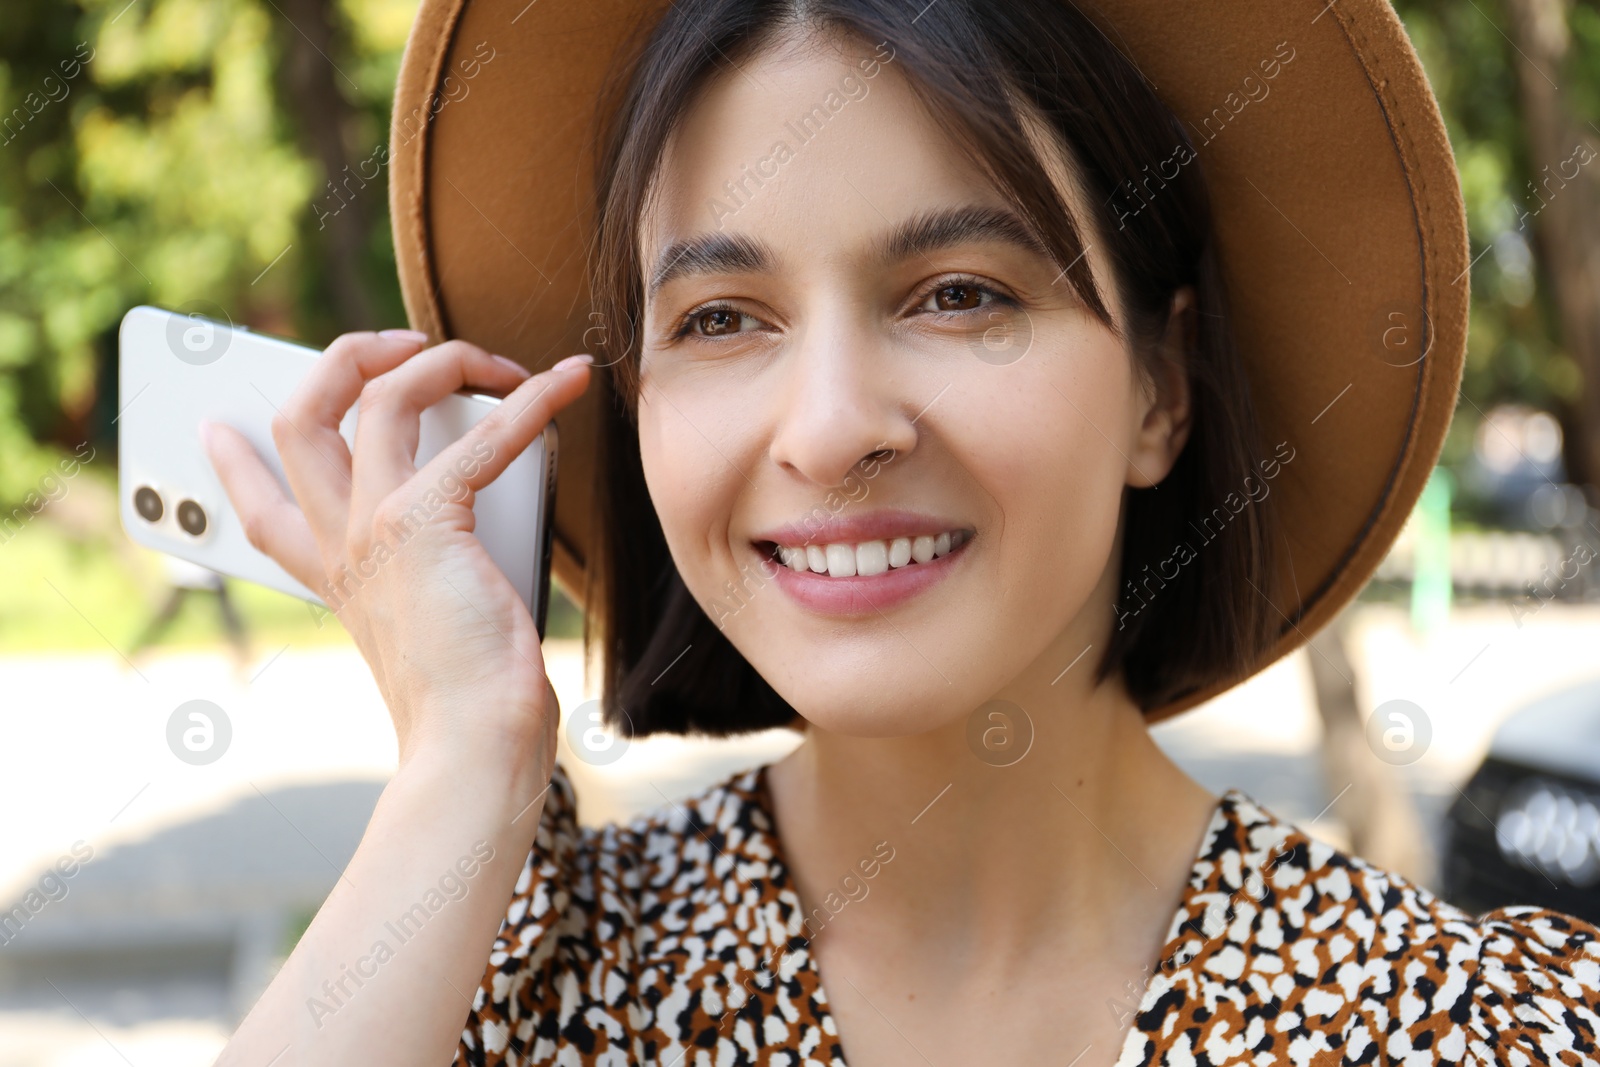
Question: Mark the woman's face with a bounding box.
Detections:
[635,31,1189,736]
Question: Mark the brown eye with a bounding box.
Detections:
[696,308,743,336]
[933,284,984,312]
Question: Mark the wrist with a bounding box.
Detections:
[393,718,555,823]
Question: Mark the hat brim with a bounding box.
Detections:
[387,0,1467,725]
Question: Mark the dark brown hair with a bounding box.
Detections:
[583,0,1280,736]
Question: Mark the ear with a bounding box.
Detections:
[1126,286,1195,489]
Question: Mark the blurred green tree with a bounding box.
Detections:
[0,0,412,501]
[1395,0,1600,495]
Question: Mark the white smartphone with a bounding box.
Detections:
[117,305,560,636]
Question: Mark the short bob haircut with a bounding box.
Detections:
[584,0,1281,736]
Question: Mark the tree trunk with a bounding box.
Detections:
[274,0,375,332]
[1503,0,1600,490]
[1306,610,1435,887]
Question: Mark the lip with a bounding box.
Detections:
[750,508,968,547]
[750,514,973,616]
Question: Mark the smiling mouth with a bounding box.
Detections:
[759,529,973,578]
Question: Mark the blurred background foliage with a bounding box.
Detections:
[1,0,411,491]
[1,0,447,649]
[1400,0,1600,503]
[0,0,1595,647]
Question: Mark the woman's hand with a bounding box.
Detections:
[201,329,591,768]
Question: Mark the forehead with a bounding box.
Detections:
[638,29,1112,302]
[646,36,977,226]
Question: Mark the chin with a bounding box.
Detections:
[742,644,995,740]
[780,688,969,739]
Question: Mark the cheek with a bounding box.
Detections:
[958,341,1135,600]
[637,389,750,590]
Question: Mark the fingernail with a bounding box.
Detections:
[553,353,594,372]
[379,328,430,343]
[198,419,215,450]
[492,354,530,375]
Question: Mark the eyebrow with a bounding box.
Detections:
[645,204,1055,301]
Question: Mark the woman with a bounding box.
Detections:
[207,0,1600,1063]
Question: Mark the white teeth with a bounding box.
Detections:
[855,540,889,577]
[776,530,968,577]
[888,537,912,568]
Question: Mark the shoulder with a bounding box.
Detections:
[490,756,778,957]
[455,760,799,1065]
[1125,789,1600,1066]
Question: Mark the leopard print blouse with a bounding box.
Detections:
[453,761,1600,1066]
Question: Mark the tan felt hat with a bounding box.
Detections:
[386,0,1468,724]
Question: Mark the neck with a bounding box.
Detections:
[763,643,1219,974]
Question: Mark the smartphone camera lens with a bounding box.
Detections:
[134,486,164,523]
[176,499,208,537]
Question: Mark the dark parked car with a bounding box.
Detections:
[1443,677,1600,925]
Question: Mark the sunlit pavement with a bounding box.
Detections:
[3,602,1599,1066]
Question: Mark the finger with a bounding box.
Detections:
[348,341,531,532]
[297,330,439,426]
[272,330,433,549]
[201,419,324,593]
[407,357,591,519]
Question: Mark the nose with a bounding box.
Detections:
[766,319,920,487]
